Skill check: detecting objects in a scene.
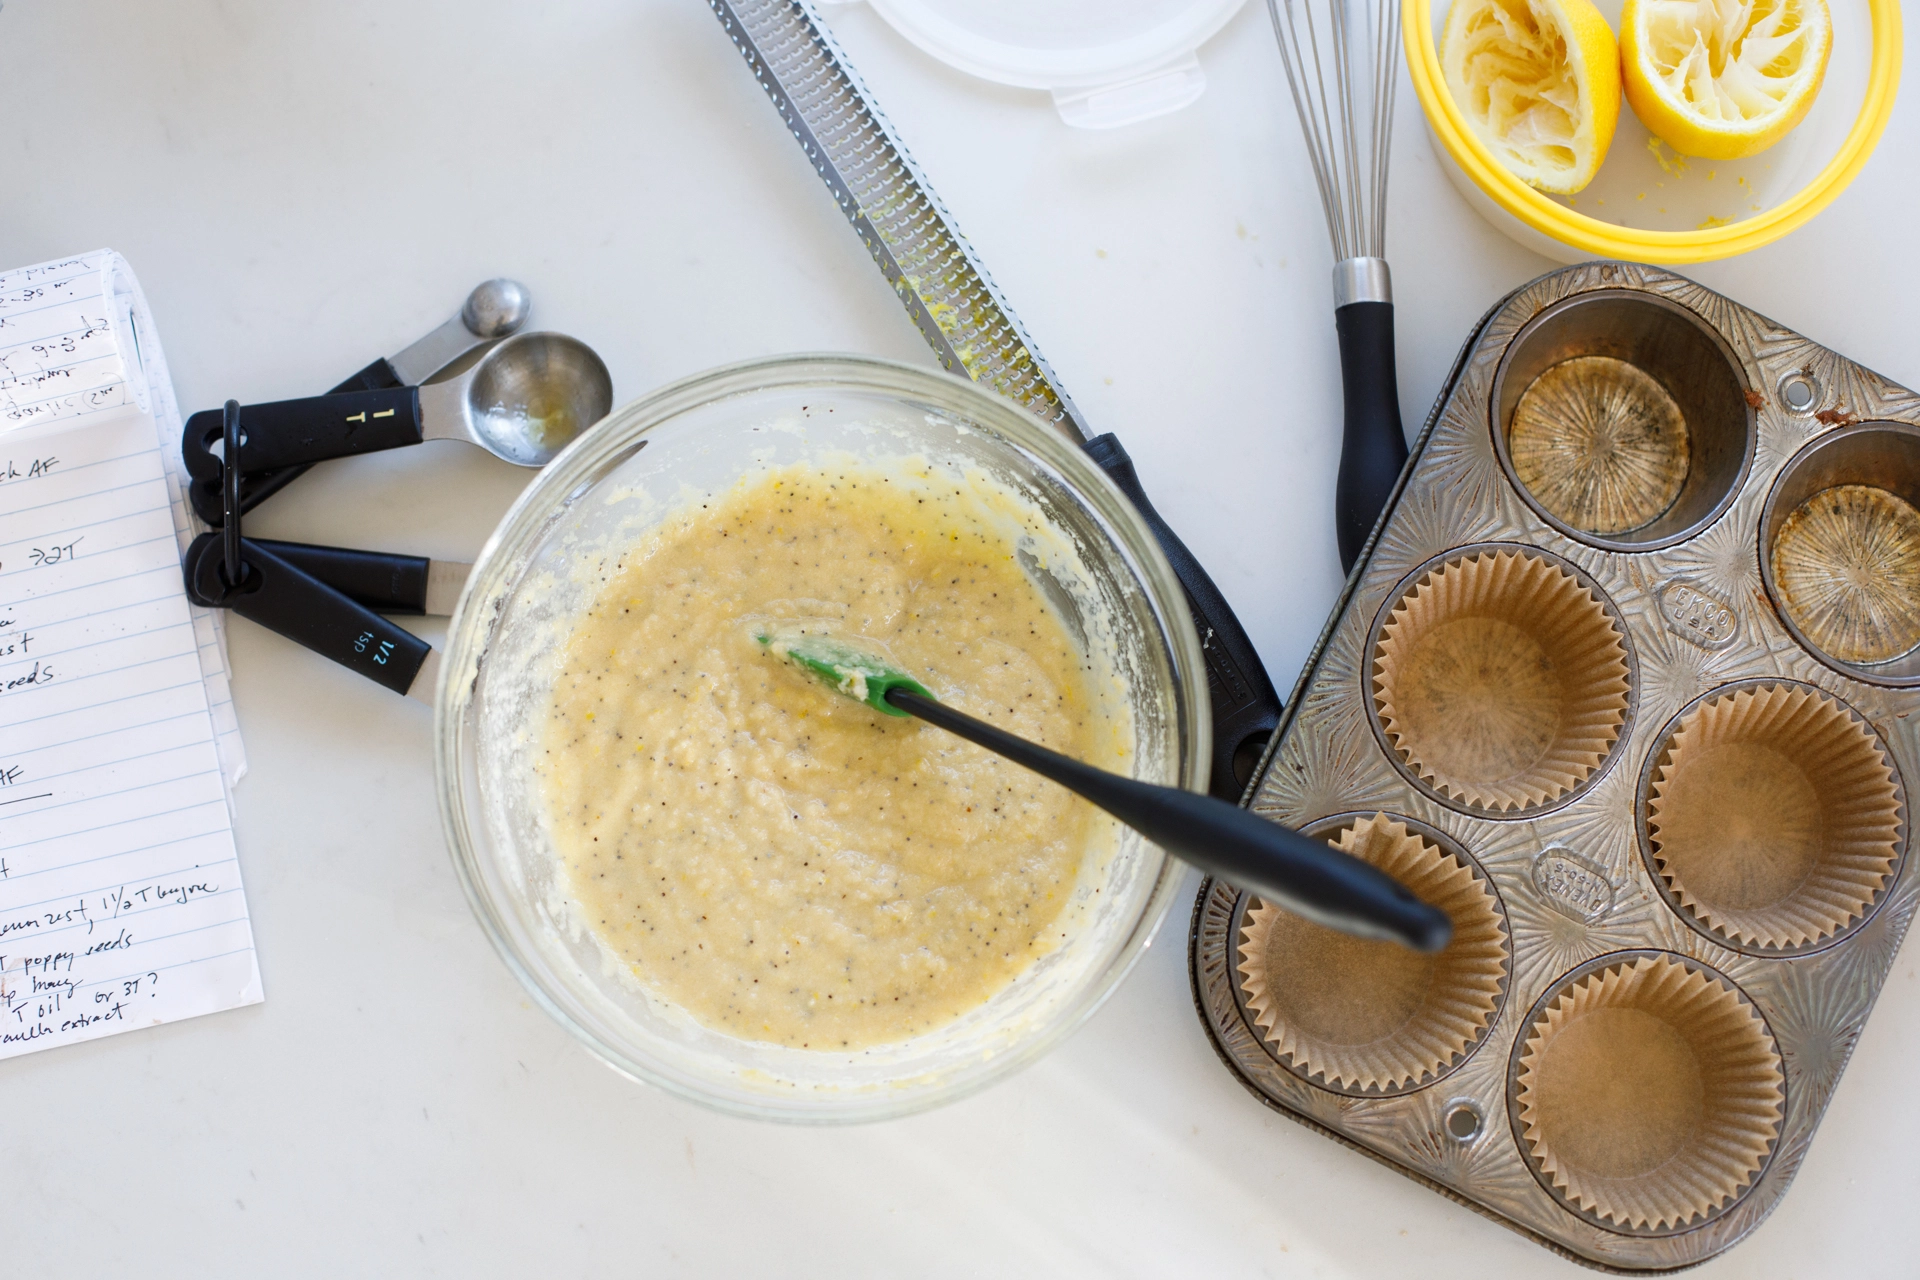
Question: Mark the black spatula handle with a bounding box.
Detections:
[887,688,1450,952]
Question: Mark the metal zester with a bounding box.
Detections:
[707,0,1282,800]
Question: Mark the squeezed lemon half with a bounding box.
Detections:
[1623,0,1831,159]
[1443,0,1622,194]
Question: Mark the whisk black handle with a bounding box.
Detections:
[1333,298,1408,573]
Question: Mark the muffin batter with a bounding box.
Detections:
[537,460,1113,1050]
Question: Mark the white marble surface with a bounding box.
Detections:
[3,1,1916,1274]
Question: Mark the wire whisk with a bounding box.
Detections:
[1267,0,1402,264]
[1266,0,1410,572]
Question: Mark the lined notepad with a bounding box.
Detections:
[0,251,261,1057]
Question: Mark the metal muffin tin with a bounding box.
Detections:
[1190,262,1920,1271]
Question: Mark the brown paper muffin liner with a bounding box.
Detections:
[1237,815,1508,1092]
[1373,549,1631,812]
[1516,955,1783,1232]
[1648,683,1901,950]
[1770,484,1920,665]
[1510,356,1691,536]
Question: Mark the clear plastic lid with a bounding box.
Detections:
[827,0,1248,129]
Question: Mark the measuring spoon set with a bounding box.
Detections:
[180,281,613,699]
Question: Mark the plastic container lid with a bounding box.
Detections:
[826,0,1248,129]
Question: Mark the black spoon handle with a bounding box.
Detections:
[182,386,425,484]
[886,689,1450,952]
[188,358,406,527]
[184,535,431,696]
[249,539,433,615]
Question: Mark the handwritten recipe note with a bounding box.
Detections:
[1,252,246,786]
[1,252,262,1058]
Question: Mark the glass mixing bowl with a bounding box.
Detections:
[435,354,1208,1122]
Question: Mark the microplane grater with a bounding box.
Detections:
[707,0,1087,442]
[706,0,1288,802]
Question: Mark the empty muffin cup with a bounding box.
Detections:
[1493,291,1754,550]
[1515,954,1783,1233]
[1772,485,1920,664]
[1509,356,1691,536]
[1762,423,1920,685]
[1761,420,1920,689]
[1237,814,1509,1094]
[1646,682,1902,952]
[1373,547,1632,813]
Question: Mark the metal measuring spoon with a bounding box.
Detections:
[190,279,535,525]
[183,331,613,481]
[387,278,532,385]
[431,331,613,466]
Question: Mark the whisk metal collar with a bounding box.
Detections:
[1333,256,1392,307]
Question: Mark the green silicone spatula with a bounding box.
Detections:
[759,632,1452,952]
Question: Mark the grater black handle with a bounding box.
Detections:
[1084,433,1282,802]
[1333,300,1408,573]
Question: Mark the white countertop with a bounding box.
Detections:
[4,1,1917,1274]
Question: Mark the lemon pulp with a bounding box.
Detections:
[1442,0,1622,194]
[1622,0,1832,159]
